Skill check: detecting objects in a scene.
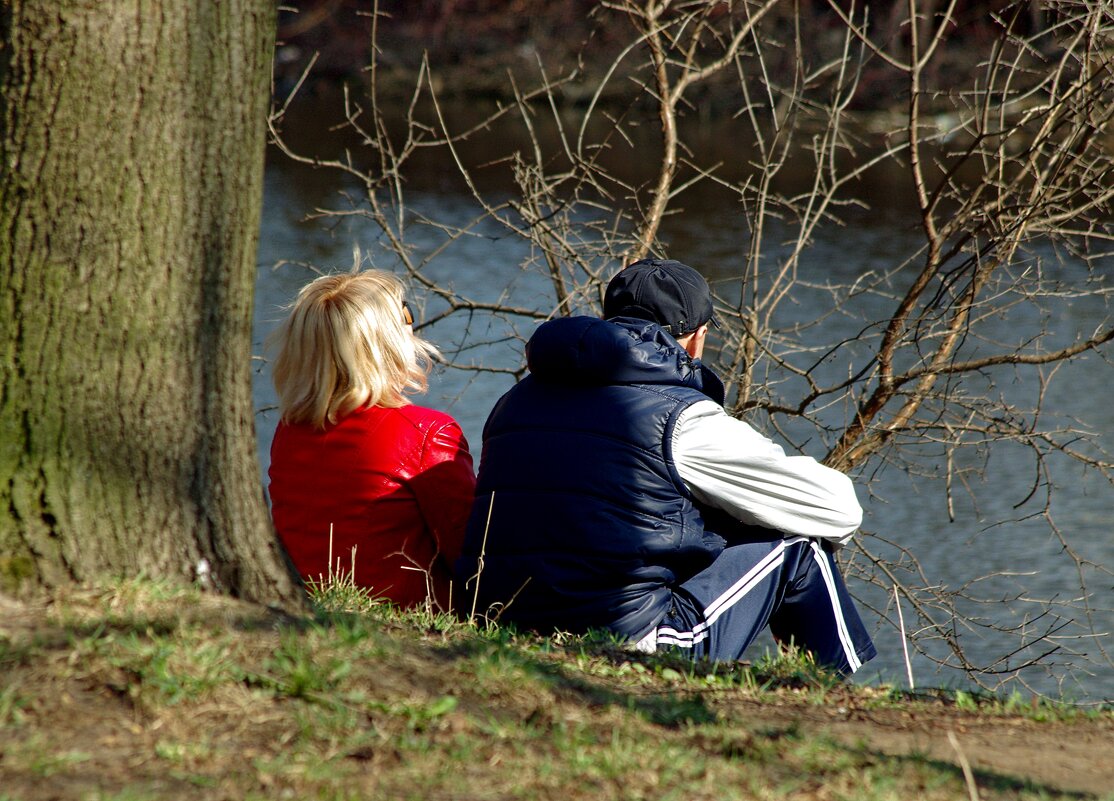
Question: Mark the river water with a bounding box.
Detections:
[253,100,1112,702]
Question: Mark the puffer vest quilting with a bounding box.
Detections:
[456,316,727,639]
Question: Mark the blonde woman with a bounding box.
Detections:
[268,270,475,611]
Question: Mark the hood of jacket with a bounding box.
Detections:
[525,315,725,404]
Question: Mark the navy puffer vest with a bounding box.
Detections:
[455,316,727,639]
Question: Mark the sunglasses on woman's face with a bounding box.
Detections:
[402,300,414,328]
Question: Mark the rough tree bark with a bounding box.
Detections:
[0,1,303,605]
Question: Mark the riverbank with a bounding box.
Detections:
[2,580,1111,799]
[273,1,1043,116]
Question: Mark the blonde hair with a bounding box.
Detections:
[271,270,439,428]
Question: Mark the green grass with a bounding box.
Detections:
[0,577,1110,801]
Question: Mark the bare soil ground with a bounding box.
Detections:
[713,693,1114,797]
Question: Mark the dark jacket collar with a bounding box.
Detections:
[525,316,725,405]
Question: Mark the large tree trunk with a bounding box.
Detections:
[0,1,303,605]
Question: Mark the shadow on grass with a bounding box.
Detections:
[863,747,1098,801]
[427,636,715,726]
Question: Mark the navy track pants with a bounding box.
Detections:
[635,536,876,675]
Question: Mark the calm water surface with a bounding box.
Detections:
[254,109,1112,701]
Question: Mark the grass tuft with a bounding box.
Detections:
[304,540,387,618]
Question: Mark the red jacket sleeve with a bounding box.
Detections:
[411,418,476,568]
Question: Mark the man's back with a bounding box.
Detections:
[455,316,724,636]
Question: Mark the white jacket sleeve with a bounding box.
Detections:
[671,400,863,544]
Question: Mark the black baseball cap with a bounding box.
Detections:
[603,258,719,336]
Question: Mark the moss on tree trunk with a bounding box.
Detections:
[0,1,303,605]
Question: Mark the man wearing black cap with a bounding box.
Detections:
[456,258,875,675]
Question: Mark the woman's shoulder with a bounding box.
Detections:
[376,405,471,463]
[369,403,462,433]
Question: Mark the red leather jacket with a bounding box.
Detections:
[268,404,476,610]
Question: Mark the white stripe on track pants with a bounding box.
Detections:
[635,535,876,675]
